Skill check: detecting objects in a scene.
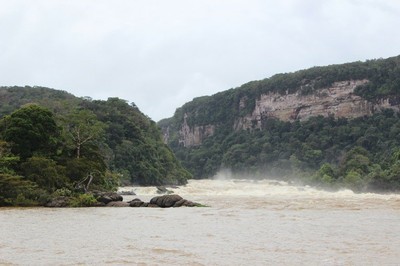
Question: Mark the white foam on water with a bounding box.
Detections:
[119,178,400,199]
[119,178,400,210]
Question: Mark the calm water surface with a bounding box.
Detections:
[1,179,400,265]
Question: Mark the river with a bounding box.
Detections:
[1,179,400,265]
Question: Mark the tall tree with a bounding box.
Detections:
[63,109,106,158]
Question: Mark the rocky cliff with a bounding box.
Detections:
[165,79,400,147]
[178,113,216,147]
[160,55,400,148]
[234,79,400,131]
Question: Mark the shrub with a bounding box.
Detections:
[14,193,38,207]
[69,193,98,207]
[52,188,73,197]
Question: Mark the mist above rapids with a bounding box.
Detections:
[120,178,400,211]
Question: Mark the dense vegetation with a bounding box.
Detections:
[161,55,400,192]
[0,86,191,206]
[170,112,400,191]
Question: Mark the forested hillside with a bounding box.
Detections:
[0,86,191,206]
[160,55,400,192]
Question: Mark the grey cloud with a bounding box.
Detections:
[1,0,400,121]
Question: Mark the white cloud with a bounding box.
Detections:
[1,0,400,120]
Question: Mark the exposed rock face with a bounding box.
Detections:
[175,80,400,147]
[234,80,372,130]
[179,113,215,147]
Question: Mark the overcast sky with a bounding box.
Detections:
[1,0,400,121]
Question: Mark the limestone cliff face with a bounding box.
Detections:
[174,79,400,147]
[178,113,215,147]
[234,80,372,130]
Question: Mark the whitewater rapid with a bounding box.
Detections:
[120,178,400,210]
[1,179,399,265]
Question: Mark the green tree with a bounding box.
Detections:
[0,173,38,206]
[0,141,19,174]
[343,170,364,191]
[1,104,60,159]
[339,146,372,176]
[20,156,67,192]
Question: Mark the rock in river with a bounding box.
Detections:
[45,196,70,207]
[93,191,123,204]
[149,195,201,208]
[156,186,174,194]
[106,201,130,207]
[150,194,183,207]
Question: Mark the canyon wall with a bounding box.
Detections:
[177,113,216,147]
[168,80,400,147]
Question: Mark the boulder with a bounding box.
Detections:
[45,196,70,207]
[173,199,198,207]
[146,203,159,208]
[106,201,130,207]
[172,198,186,207]
[45,194,203,208]
[150,194,183,207]
[129,198,145,207]
[93,191,123,204]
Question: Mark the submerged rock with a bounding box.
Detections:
[156,186,174,194]
[118,191,136,196]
